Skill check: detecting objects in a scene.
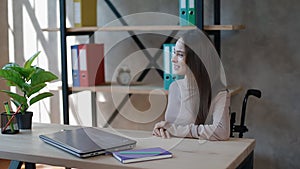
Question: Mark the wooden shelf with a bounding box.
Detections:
[50,81,241,96]
[204,24,245,31]
[42,24,245,33]
[70,85,167,95]
[42,26,196,32]
[49,81,166,95]
[70,85,242,95]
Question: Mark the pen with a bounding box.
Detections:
[119,152,162,155]
[4,102,14,132]
[2,104,22,133]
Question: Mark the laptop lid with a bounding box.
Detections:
[39,127,136,158]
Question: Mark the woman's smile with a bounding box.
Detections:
[173,64,180,71]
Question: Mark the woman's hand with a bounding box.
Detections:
[152,121,171,139]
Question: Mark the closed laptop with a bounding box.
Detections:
[39,127,136,158]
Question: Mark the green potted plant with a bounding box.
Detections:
[0,51,58,129]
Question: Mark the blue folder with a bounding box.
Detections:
[71,45,80,87]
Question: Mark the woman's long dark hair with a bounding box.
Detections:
[182,34,212,125]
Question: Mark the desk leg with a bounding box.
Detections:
[24,162,36,169]
[8,161,22,169]
[8,161,36,169]
[236,151,254,169]
[91,91,97,127]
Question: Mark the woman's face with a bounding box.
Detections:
[172,38,187,75]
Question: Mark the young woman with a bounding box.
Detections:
[152,30,231,141]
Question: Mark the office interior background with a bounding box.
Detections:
[0,0,299,169]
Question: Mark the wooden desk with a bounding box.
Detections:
[0,123,255,169]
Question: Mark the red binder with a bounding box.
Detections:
[78,44,105,86]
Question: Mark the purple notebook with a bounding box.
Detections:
[112,147,172,164]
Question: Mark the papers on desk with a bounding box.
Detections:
[112,147,172,164]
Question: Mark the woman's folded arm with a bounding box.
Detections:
[166,91,231,141]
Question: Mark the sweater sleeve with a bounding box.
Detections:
[164,82,181,123]
[166,91,231,141]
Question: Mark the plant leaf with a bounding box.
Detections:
[11,99,21,108]
[12,67,35,81]
[27,83,47,97]
[11,99,22,113]
[3,63,35,80]
[6,81,16,86]
[11,99,28,114]
[29,92,53,106]
[0,69,25,89]
[2,63,20,70]
[30,70,58,86]
[26,66,43,82]
[0,90,28,112]
[24,51,41,69]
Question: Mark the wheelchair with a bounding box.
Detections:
[230,89,262,138]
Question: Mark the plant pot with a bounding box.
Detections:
[1,112,19,134]
[16,111,33,129]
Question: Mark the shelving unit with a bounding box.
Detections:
[71,85,167,95]
[51,0,244,126]
[42,24,245,32]
[54,85,241,97]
